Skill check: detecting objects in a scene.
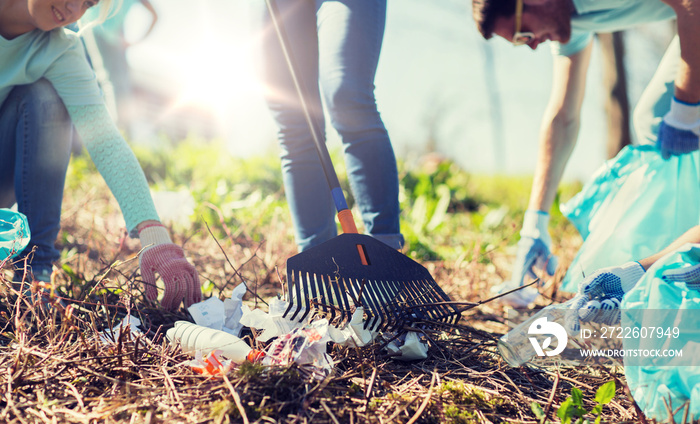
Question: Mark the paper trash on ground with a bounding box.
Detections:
[386,331,429,361]
[223,283,247,336]
[263,319,334,378]
[239,297,305,342]
[187,282,247,336]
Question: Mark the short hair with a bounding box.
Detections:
[472,0,517,40]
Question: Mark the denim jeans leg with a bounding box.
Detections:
[0,79,73,280]
[318,0,403,249]
[256,0,337,252]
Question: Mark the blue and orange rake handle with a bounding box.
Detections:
[264,0,460,333]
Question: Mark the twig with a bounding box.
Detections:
[203,220,268,306]
[406,371,437,424]
[364,367,378,401]
[320,400,341,424]
[662,395,676,424]
[542,369,560,423]
[223,373,249,424]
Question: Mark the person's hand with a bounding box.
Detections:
[493,211,557,308]
[511,235,558,285]
[138,223,201,310]
[656,97,700,160]
[661,263,700,291]
[566,262,645,332]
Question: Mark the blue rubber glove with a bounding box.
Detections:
[512,211,558,280]
[566,261,645,333]
[661,263,700,291]
[656,97,700,160]
[494,210,558,307]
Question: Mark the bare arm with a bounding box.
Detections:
[638,225,700,270]
[528,42,593,212]
[660,0,700,103]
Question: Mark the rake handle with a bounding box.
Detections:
[264,0,358,235]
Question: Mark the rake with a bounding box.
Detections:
[265,0,460,333]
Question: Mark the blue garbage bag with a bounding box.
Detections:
[622,243,700,422]
[560,145,700,292]
[0,209,30,262]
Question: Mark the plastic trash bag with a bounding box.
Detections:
[621,243,700,422]
[560,145,700,292]
[0,209,30,262]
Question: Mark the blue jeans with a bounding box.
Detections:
[0,79,73,281]
[257,0,403,252]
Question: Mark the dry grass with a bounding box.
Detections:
[0,175,647,424]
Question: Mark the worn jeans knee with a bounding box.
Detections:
[0,79,74,277]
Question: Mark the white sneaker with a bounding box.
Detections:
[491,282,540,308]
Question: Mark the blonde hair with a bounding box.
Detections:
[77,0,122,34]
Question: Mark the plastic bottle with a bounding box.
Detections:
[0,209,29,261]
[166,321,264,363]
[498,298,578,367]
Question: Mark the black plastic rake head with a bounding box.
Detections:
[284,233,461,333]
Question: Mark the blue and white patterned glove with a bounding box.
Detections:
[494,211,558,307]
[566,261,645,333]
[656,97,700,160]
[661,263,700,291]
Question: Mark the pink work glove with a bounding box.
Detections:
[138,224,201,310]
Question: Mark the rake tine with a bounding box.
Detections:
[317,274,334,322]
[342,277,361,308]
[355,277,367,306]
[297,273,320,323]
[347,277,376,326]
[321,274,336,320]
[361,281,383,331]
[419,280,450,322]
[372,280,395,324]
[402,280,427,318]
[373,282,395,330]
[336,278,354,326]
[327,274,348,324]
[284,271,304,321]
[368,283,390,332]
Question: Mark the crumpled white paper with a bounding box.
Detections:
[239,297,305,342]
[386,331,429,361]
[187,283,247,336]
[237,298,377,348]
[100,315,142,344]
[329,307,376,347]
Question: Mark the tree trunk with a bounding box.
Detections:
[598,32,630,159]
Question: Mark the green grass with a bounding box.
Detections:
[66,138,583,262]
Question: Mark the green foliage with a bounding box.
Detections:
[132,138,288,242]
[556,381,616,424]
[236,360,266,379]
[531,401,545,420]
[66,138,580,263]
[444,405,478,423]
[594,380,616,405]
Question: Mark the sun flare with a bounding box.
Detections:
[172,33,261,121]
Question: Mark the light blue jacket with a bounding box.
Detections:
[553,0,676,56]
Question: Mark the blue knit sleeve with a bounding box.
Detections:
[66,104,160,236]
